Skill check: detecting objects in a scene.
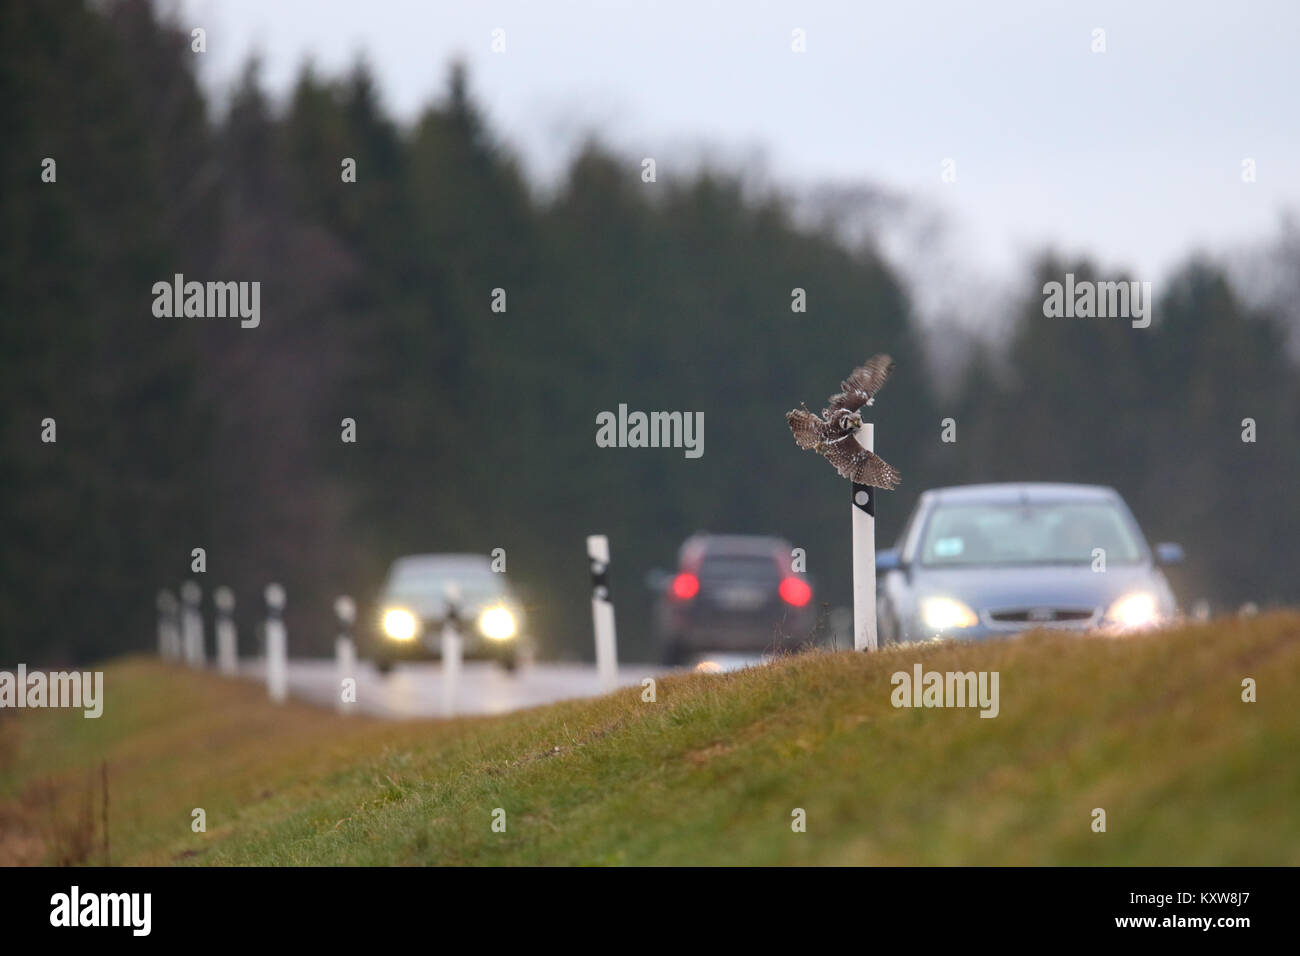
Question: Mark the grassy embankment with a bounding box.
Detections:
[1,614,1297,865]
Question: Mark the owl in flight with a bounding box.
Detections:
[785,354,901,489]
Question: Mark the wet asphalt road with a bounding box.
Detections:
[237,654,762,719]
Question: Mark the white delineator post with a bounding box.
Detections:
[180,580,205,666]
[441,583,463,717]
[214,586,238,676]
[264,583,288,703]
[156,589,180,660]
[334,595,357,715]
[587,534,618,692]
[851,423,879,652]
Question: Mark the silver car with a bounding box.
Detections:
[372,554,528,672]
[877,483,1183,644]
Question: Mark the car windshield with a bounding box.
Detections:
[385,564,507,603]
[919,501,1144,567]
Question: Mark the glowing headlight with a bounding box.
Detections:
[920,596,980,630]
[478,606,517,641]
[382,608,418,641]
[1107,592,1158,629]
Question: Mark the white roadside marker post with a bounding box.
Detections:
[264,583,288,703]
[214,586,238,676]
[334,595,357,715]
[180,580,205,667]
[587,534,619,692]
[156,589,179,660]
[851,423,879,652]
[441,583,463,717]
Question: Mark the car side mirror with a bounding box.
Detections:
[876,549,902,572]
[645,568,671,592]
[1155,542,1184,565]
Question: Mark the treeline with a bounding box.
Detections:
[2,0,1296,665]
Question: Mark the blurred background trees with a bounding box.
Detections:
[3,0,1297,664]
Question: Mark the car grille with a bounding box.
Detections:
[987,607,1096,625]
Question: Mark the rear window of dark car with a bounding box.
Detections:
[698,554,781,582]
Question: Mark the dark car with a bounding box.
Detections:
[371,554,530,673]
[651,534,815,665]
[877,483,1183,644]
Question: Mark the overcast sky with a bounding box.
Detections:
[172,0,1299,295]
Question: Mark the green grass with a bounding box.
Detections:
[2,613,1298,865]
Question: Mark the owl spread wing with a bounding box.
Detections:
[785,406,831,449]
[828,354,895,412]
[822,434,902,489]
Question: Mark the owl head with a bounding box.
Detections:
[830,408,862,432]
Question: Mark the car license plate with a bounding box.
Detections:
[715,586,766,610]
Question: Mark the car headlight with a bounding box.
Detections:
[478,606,517,641]
[382,608,418,641]
[1107,592,1159,629]
[920,596,980,630]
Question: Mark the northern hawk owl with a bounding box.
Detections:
[785,354,901,489]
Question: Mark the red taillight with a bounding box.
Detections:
[671,572,700,600]
[779,576,812,607]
